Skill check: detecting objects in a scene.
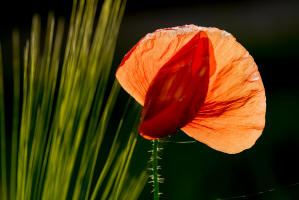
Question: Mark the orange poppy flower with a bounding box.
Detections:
[116,25,266,154]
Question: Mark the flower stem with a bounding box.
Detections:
[152,139,159,200]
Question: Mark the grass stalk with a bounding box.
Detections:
[0,44,8,200]
[0,0,148,199]
[11,30,21,200]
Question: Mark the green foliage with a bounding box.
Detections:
[0,0,147,199]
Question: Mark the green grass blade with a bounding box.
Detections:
[0,44,8,200]
[1,0,148,199]
[11,29,21,200]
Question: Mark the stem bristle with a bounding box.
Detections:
[150,139,162,200]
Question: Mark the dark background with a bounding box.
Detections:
[1,0,299,199]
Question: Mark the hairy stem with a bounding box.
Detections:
[152,139,159,200]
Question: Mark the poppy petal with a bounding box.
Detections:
[181,29,266,154]
[139,32,215,139]
[116,25,204,105]
[116,25,266,154]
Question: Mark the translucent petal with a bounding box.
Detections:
[181,29,266,154]
[116,25,266,154]
[139,32,214,139]
[116,25,202,105]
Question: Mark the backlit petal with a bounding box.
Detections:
[116,25,204,105]
[116,25,266,154]
[139,32,214,139]
[181,29,266,154]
